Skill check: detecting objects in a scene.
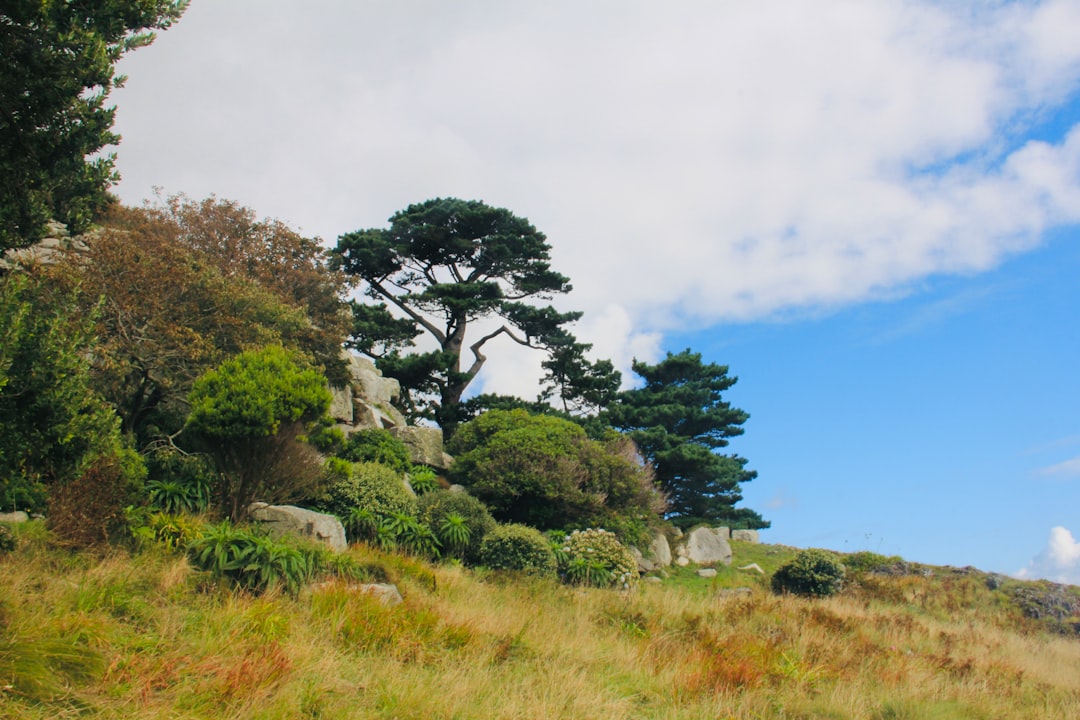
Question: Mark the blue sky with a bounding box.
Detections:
[673,227,1080,575]
[109,1,1080,580]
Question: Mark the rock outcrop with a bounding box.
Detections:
[330,354,408,431]
[675,526,733,566]
[329,353,451,469]
[249,503,347,552]
[732,529,760,543]
[390,426,452,471]
[631,531,674,572]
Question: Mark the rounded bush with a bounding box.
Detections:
[562,528,639,589]
[479,523,557,577]
[320,461,417,522]
[418,489,496,564]
[339,428,412,472]
[771,549,846,597]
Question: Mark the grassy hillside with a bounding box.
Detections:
[2,522,1079,719]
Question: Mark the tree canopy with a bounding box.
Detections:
[609,349,768,530]
[333,198,592,437]
[448,409,665,541]
[186,345,331,521]
[0,273,123,512]
[47,197,349,449]
[0,0,187,248]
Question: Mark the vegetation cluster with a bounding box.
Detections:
[5,8,1075,718]
[2,521,1079,719]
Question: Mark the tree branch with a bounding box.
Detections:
[368,279,446,343]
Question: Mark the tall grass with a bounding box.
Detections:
[1,521,1078,719]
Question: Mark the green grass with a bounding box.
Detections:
[2,520,1079,719]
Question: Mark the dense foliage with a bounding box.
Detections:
[0,273,125,512]
[318,461,418,532]
[448,409,664,539]
[0,0,187,247]
[610,349,767,530]
[186,346,331,520]
[47,199,348,447]
[478,523,557,577]
[771,548,847,597]
[418,489,497,564]
[559,528,639,589]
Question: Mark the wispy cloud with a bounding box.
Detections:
[1036,455,1080,479]
[1017,526,1080,584]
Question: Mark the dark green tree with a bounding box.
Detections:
[608,349,767,530]
[186,346,332,521]
[539,335,621,417]
[0,0,187,248]
[333,198,585,438]
[0,273,124,512]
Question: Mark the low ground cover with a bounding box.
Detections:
[1,520,1078,719]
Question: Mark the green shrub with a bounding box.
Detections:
[133,512,203,552]
[340,428,411,472]
[186,345,332,521]
[372,511,441,558]
[843,550,902,576]
[560,528,639,589]
[418,489,496,564]
[448,409,664,534]
[144,449,214,513]
[187,522,317,596]
[320,461,417,528]
[408,466,440,495]
[479,523,557,577]
[771,548,846,598]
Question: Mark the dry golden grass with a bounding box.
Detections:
[1,525,1078,719]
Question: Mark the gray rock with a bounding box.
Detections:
[329,384,354,424]
[390,426,451,470]
[683,526,733,566]
[357,583,404,606]
[0,511,29,524]
[631,531,672,573]
[312,581,404,606]
[738,563,765,574]
[697,568,718,578]
[731,529,760,543]
[630,545,655,573]
[348,355,400,408]
[644,576,663,584]
[249,503,347,552]
[649,532,672,568]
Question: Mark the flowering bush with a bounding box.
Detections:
[561,528,638,590]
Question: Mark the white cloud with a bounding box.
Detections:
[109,1,1080,385]
[1017,526,1080,584]
[1036,455,1080,479]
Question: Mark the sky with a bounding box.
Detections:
[109,1,1080,582]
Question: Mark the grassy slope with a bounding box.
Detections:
[2,524,1079,720]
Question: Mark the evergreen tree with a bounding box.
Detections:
[0,1,187,247]
[609,349,768,530]
[333,198,584,438]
